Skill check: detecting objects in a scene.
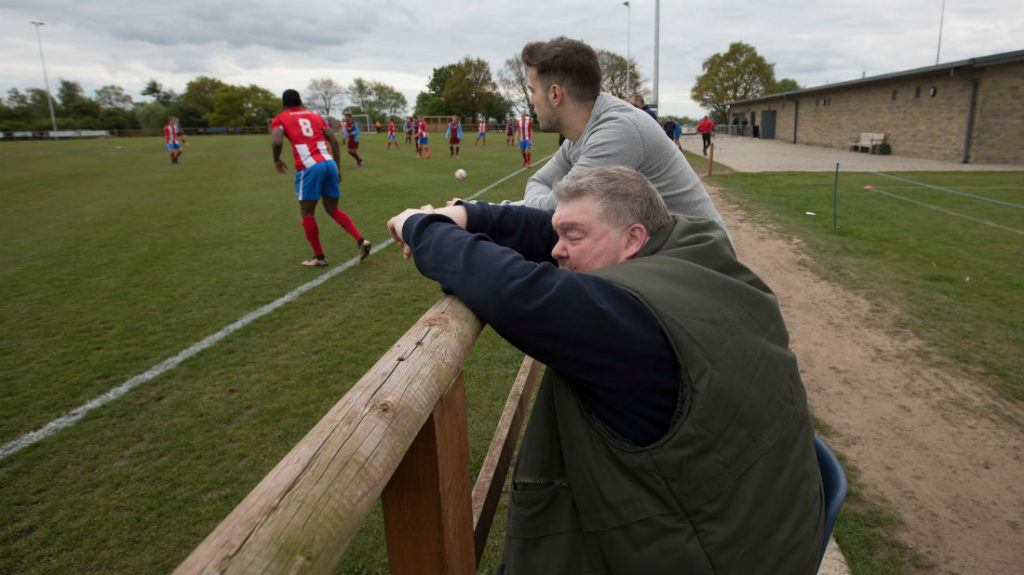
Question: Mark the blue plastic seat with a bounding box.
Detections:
[814,436,848,569]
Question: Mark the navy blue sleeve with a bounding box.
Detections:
[403,207,680,446]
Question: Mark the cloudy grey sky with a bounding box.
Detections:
[2,0,1021,119]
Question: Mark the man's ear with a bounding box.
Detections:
[549,83,563,106]
[623,223,649,259]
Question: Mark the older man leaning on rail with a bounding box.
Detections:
[387,165,823,575]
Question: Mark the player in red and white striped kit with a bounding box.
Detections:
[271,89,370,266]
[516,112,533,168]
[386,119,400,150]
[163,116,186,163]
[475,121,487,146]
[416,117,431,159]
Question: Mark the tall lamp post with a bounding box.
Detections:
[623,1,631,97]
[29,20,58,136]
[652,0,659,114]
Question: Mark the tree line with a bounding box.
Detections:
[0,42,793,132]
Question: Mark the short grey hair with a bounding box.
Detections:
[552,165,671,233]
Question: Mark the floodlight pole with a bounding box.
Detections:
[29,20,58,136]
[623,1,631,97]
[935,0,946,65]
[652,0,660,114]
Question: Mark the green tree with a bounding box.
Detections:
[442,57,498,121]
[169,102,207,128]
[6,88,29,109]
[97,107,139,131]
[691,42,777,123]
[413,64,458,117]
[371,81,407,120]
[482,94,513,125]
[427,64,456,96]
[181,76,227,114]
[2,89,33,130]
[414,92,449,116]
[57,79,86,114]
[136,101,169,129]
[205,84,277,126]
[55,80,100,126]
[142,79,176,106]
[347,78,372,115]
[94,85,134,111]
[771,78,801,94]
[25,88,57,129]
[597,49,645,100]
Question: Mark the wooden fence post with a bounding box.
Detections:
[382,376,475,574]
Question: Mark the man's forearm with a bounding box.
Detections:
[522,149,569,209]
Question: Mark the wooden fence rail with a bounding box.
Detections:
[174,295,540,575]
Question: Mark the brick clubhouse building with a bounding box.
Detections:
[727,50,1024,165]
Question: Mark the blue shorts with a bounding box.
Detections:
[294,161,341,201]
[166,143,182,151]
[388,134,396,140]
[418,137,429,145]
[519,139,532,151]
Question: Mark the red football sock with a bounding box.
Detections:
[329,209,362,241]
[302,216,323,255]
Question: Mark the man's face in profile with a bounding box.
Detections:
[550,196,635,273]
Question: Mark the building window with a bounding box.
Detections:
[929,86,938,97]
[892,89,898,100]
[915,86,921,98]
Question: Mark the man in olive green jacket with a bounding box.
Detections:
[388,166,824,574]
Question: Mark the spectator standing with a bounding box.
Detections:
[629,93,659,123]
[697,115,716,156]
[518,37,725,233]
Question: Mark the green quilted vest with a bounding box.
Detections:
[498,216,823,575]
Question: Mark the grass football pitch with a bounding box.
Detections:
[0,132,555,574]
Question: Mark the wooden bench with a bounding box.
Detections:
[850,132,885,153]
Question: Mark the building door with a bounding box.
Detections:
[761,109,777,140]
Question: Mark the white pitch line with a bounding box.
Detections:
[0,160,547,462]
[866,186,1024,235]
[0,247,382,461]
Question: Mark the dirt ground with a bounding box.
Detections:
[706,181,1024,574]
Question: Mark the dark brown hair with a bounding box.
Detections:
[521,37,601,102]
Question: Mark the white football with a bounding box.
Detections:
[454,168,467,181]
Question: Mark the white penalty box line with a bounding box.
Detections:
[0,159,547,462]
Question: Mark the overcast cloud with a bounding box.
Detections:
[1,0,1021,119]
